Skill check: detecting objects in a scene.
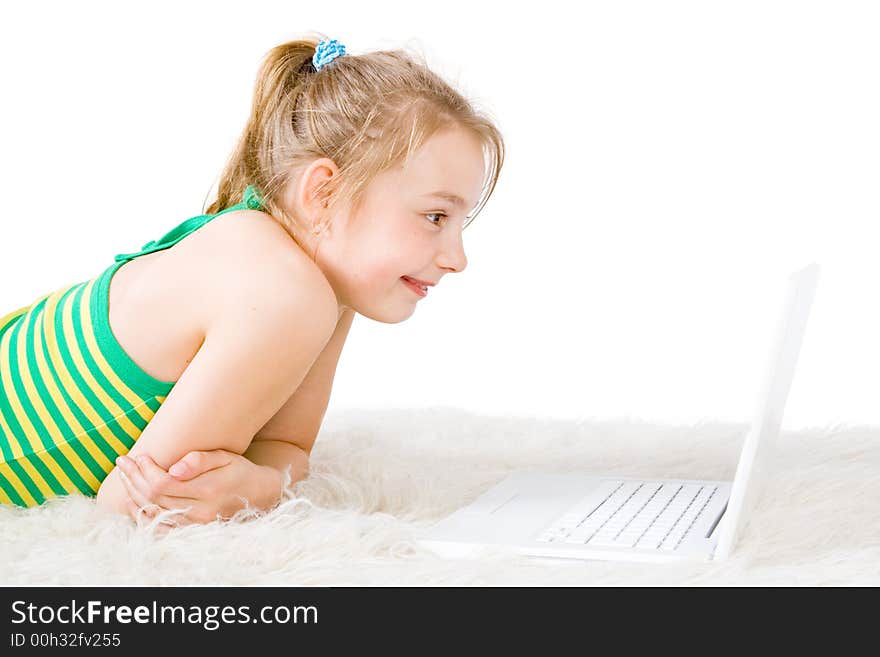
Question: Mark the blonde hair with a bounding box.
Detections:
[204,32,505,232]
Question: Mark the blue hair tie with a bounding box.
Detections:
[313,39,347,71]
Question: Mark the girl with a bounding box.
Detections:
[0,34,504,527]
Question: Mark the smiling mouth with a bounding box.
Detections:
[401,276,428,297]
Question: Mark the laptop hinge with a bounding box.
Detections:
[705,501,728,539]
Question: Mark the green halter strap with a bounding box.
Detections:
[113,185,264,263]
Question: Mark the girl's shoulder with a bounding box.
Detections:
[105,208,335,387]
[147,208,333,333]
[193,207,331,300]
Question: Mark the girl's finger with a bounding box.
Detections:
[128,500,160,528]
[131,455,203,505]
[168,450,233,480]
[116,456,156,502]
[117,464,207,528]
[118,456,197,509]
[125,498,141,522]
[118,469,153,510]
[118,470,166,526]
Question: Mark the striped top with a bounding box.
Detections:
[0,185,264,507]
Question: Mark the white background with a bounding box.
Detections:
[0,1,877,431]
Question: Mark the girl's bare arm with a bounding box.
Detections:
[96,263,338,515]
[250,307,355,454]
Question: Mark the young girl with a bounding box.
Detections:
[0,34,504,527]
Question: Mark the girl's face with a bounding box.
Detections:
[314,127,486,323]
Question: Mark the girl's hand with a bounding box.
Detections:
[114,450,283,531]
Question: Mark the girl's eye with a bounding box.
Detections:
[425,212,447,226]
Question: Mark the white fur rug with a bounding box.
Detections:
[1,408,877,586]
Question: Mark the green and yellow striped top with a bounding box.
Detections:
[0,185,264,507]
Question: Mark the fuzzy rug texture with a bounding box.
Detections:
[1,407,877,586]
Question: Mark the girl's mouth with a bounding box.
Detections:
[401,276,428,297]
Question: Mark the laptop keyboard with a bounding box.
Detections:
[536,480,719,551]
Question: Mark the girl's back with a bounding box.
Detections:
[108,205,302,383]
[0,190,323,507]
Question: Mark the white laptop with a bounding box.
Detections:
[416,263,821,564]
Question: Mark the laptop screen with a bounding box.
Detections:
[713,263,821,560]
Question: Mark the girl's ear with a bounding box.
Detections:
[297,157,339,223]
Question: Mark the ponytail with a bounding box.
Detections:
[205,37,319,216]
[204,32,505,236]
